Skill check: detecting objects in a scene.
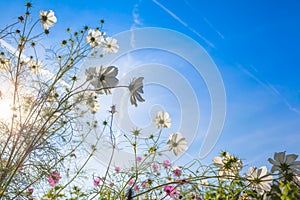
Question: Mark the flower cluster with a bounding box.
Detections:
[0,2,146,199]
[153,111,188,156]
[1,3,299,200]
[85,29,119,54]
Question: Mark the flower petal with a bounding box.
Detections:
[285,154,298,164]
[274,152,285,163]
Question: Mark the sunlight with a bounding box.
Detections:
[0,99,13,121]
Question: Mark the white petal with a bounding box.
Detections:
[213,156,223,165]
[285,154,298,164]
[163,112,169,120]
[274,152,285,163]
[259,166,268,176]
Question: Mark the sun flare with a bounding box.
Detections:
[0,99,13,121]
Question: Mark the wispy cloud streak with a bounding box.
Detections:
[132,2,142,27]
[152,0,215,48]
[130,1,143,49]
[238,64,300,115]
[174,0,224,41]
[203,17,225,39]
[182,0,193,9]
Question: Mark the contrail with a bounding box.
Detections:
[152,0,215,48]
[203,17,225,39]
[182,0,225,40]
[238,64,300,115]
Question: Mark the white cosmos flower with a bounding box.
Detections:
[0,56,11,72]
[244,166,273,195]
[74,91,100,113]
[153,111,171,128]
[23,95,35,112]
[88,66,119,95]
[268,151,300,173]
[102,37,119,54]
[85,67,97,81]
[28,60,42,74]
[128,77,145,107]
[167,132,188,156]
[47,90,58,103]
[213,151,243,179]
[245,166,273,195]
[39,10,57,30]
[86,29,105,48]
[268,151,300,181]
[85,92,100,113]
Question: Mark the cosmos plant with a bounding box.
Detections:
[0,2,299,200]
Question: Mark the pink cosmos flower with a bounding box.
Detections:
[134,185,140,192]
[173,168,182,177]
[153,163,159,170]
[163,185,179,197]
[48,172,61,186]
[141,181,148,188]
[163,160,171,168]
[94,177,101,186]
[115,167,120,173]
[28,188,34,193]
[136,156,142,162]
[128,179,135,185]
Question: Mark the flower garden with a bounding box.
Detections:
[0,2,299,200]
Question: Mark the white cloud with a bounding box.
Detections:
[130,1,143,48]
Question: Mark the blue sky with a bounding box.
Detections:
[1,0,300,169]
